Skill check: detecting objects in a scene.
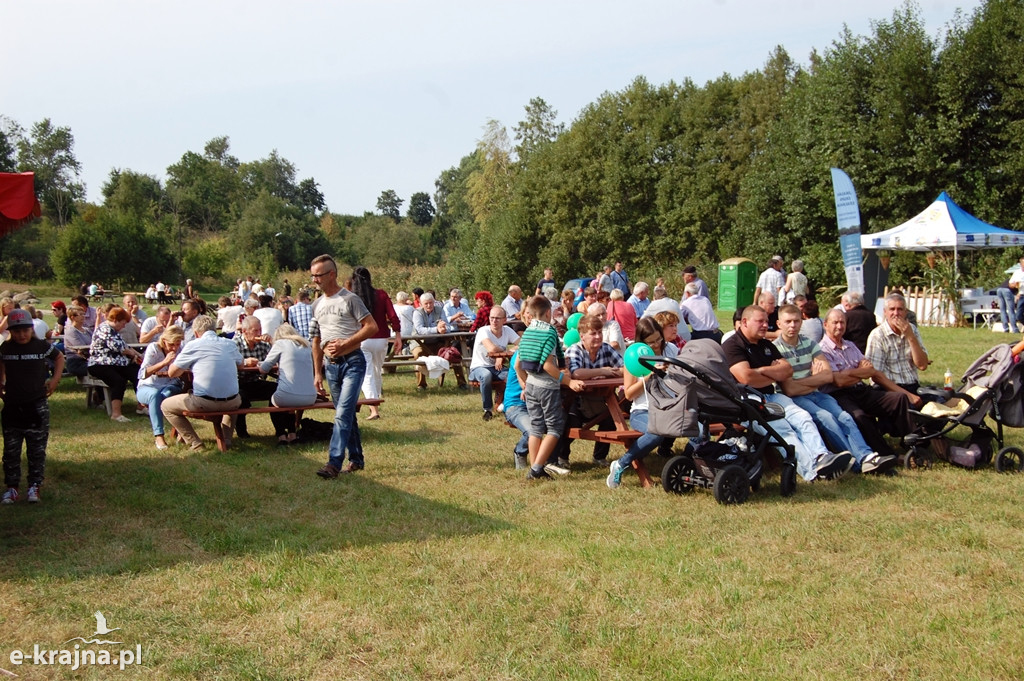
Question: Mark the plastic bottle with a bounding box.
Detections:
[944,368,954,392]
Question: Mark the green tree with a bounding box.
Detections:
[513,97,565,165]
[166,137,244,231]
[50,207,175,286]
[102,168,165,221]
[376,189,403,221]
[0,116,20,173]
[16,118,84,225]
[407,192,435,226]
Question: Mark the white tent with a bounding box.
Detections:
[861,192,1024,252]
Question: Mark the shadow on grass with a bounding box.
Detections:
[0,448,513,580]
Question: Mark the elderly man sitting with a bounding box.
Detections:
[233,316,275,438]
[468,307,520,420]
[626,282,650,318]
[865,293,929,395]
[819,307,917,460]
[442,288,474,327]
[679,282,721,342]
[642,284,679,318]
[412,292,467,390]
[162,315,243,451]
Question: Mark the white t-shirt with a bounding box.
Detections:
[469,325,520,370]
[253,307,284,338]
[217,305,244,333]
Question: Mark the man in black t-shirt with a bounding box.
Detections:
[722,305,851,482]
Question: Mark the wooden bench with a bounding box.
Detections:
[174,398,383,452]
[78,375,113,416]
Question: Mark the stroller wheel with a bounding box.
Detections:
[779,462,797,497]
[994,446,1024,473]
[904,446,933,470]
[662,455,697,495]
[713,464,750,505]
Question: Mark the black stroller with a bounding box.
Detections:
[638,339,798,505]
[904,343,1024,472]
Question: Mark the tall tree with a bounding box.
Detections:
[513,97,565,165]
[407,191,435,226]
[0,115,20,172]
[166,137,244,231]
[16,118,84,225]
[102,168,165,221]
[376,189,403,221]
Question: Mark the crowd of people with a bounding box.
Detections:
[0,253,965,505]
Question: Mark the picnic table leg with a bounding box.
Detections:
[631,460,653,488]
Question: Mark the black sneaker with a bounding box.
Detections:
[482,410,493,421]
[526,467,552,480]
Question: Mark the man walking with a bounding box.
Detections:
[309,255,378,479]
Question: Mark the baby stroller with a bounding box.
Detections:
[903,343,1024,472]
[638,339,798,505]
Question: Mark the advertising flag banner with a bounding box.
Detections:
[830,167,864,294]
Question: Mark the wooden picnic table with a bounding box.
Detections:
[383,331,475,371]
[565,377,652,487]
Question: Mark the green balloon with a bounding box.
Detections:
[563,329,581,347]
[567,312,583,330]
[624,342,654,377]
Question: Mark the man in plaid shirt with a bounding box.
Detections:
[865,293,930,394]
[288,289,313,340]
[233,316,275,438]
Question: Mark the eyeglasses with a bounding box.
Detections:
[310,270,333,279]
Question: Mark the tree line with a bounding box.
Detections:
[2,0,1022,295]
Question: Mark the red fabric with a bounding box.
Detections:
[370,288,400,339]
[0,172,41,237]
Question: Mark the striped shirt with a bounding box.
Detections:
[772,335,822,379]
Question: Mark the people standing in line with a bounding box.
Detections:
[309,255,379,479]
[351,266,400,421]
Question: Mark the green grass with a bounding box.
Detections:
[1,322,1024,679]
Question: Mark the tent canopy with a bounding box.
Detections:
[0,172,41,238]
[861,192,1024,252]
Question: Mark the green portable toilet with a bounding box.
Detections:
[718,257,756,311]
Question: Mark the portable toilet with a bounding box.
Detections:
[718,257,756,311]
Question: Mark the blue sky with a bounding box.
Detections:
[1,0,980,215]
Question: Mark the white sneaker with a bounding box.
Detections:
[2,487,18,504]
[26,485,40,503]
[544,461,570,476]
[606,460,624,489]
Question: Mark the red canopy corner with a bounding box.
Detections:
[0,172,42,237]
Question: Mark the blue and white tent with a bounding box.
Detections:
[862,192,1024,252]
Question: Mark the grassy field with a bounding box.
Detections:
[1,316,1023,680]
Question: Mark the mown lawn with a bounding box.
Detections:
[1,321,1022,680]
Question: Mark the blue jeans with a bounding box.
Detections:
[617,409,663,469]
[324,351,366,468]
[758,394,829,481]
[469,366,508,411]
[136,383,184,436]
[504,404,530,456]
[997,287,1016,331]
[791,391,873,464]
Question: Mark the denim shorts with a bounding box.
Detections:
[524,383,565,438]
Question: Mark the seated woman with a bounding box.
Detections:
[87,306,144,423]
[259,323,317,445]
[137,326,185,450]
[469,291,493,332]
[63,306,93,377]
[607,317,667,489]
